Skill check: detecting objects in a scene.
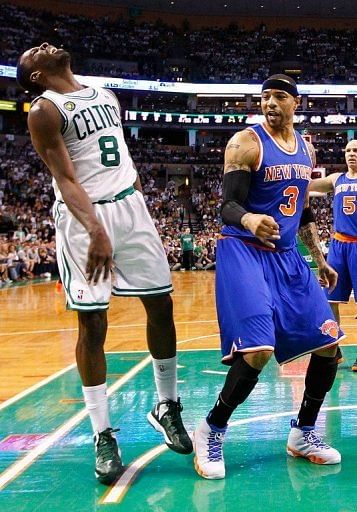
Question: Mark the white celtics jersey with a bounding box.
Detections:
[38,87,137,201]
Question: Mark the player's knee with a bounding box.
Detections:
[243,350,272,370]
[314,345,338,358]
[77,310,107,346]
[141,294,173,321]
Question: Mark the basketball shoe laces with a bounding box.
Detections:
[163,398,184,431]
[96,428,120,461]
[207,430,225,462]
[303,430,330,450]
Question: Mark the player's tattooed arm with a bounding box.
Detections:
[223,130,280,248]
[306,141,317,168]
[298,194,337,291]
[299,222,326,267]
[224,130,259,173]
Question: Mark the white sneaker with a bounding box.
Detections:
[287,419,341,465]
[193,419,227,479]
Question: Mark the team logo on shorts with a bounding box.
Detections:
[77,289,84,301]
[319,319,339,339]
[64,101,76,111]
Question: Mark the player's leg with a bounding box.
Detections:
[324,239,352,364]
[77,311,123,484]
[55,203,122,484]
[329,303,344,364]
[288,344,341,465]
[277,250,342,464]
[141,294,193,455]
[348,242,357,371]
[111,191,191,454]
[194,239,275,479]
[194,350,272,480]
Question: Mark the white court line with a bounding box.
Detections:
[2,319,355,338]
[202,370,228,375]
[229,405,357,427]
[0,334,217,491]
[0,355,152,492]
[0,363,77,411]
[103,404,357,504]
[100,445,169,504]
[0,320,218,338]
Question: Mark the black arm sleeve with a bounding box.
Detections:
[299,206,315,228]
[221,170,251,227]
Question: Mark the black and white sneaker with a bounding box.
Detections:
[147,398,193,454]
[94,428,124,485]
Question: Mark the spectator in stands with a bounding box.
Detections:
[180,227,195,270]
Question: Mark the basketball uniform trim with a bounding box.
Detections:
[261,123,298,155]
[61,249,109,310]
[281,337,345,365]
[112,284,173,297]
[246,127,263,170]
[334,232,357,242]
[63,88,98,100]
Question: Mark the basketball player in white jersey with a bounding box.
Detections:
[17,42,192,485]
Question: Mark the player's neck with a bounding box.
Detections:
[263,121,294,142]
[346,167,357,179]
[46,70,84,94]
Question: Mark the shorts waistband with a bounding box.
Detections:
[334,231,357,243]
[218,234,284,252]
[92,186,135,204]
[57,186,135,205]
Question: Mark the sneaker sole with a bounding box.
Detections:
[193,455,225,480]
[286,445,341,465]
[95,466,124,485]
[147,412,193,455]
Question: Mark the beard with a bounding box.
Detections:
[44,49,71,73]
[54,49,71,67]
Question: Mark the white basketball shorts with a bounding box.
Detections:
[54,188,172,311]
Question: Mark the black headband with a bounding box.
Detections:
[261,78,299,97]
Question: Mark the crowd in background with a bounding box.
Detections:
[0,5,351,284]
[1,4,357,84]
[0,134,340,285]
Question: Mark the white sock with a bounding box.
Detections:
[82,382,111,434]
[152,356,178,403]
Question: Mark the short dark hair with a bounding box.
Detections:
[16,57,44,95]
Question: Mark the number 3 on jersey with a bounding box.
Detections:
[98,136,120,167]
[279,186,299,216]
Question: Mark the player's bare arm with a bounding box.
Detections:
[223,130,280,248]
[306,141,317,169]
[28,99,113,284]
[308,172,342,194]
[298,190,337,292]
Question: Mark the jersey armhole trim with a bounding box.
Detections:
[37,95,69,135]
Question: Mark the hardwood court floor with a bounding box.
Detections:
[0,272,355,403]
[0,273,356,512]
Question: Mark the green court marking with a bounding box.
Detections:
[0,348,355,512]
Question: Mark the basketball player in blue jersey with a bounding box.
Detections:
[194,74,344,479]
[16,43,192,485]
[309,139,357,372]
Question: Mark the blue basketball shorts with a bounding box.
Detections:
[215,237,344,365]
[325,239,357,303]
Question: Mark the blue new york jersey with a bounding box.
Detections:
[222,123,313,250]
[333,173,357,236]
